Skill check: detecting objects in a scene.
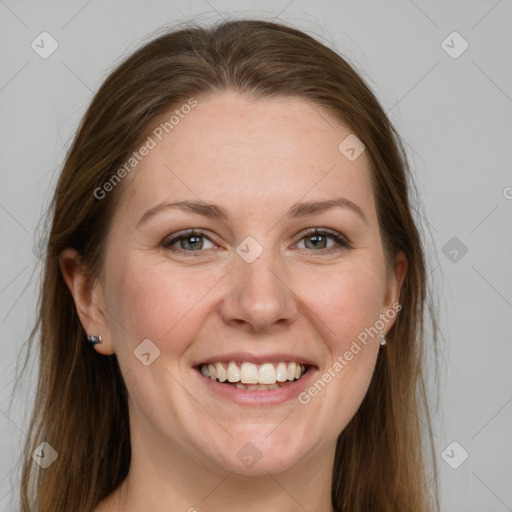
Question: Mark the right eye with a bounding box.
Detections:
[162,229,217,254]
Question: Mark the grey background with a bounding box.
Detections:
[1,1,511,510]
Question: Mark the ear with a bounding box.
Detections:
[382,249,407,332]
[59,248,115,355]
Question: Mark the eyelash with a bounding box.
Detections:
[161,228,351,256]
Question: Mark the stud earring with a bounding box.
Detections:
[86,335,103,346]
[380,333,387,346]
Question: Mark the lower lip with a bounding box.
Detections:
[195,366,317,406]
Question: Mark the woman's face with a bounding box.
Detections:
[79,92,405,475]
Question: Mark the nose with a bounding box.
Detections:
[219,250,298,333]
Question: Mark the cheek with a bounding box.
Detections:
[296,265,383,432]
[104,256,212,356]
[302,259,386,352]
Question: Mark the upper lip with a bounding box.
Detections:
[192,352,317,367]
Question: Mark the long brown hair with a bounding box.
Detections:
[17,18,440,511]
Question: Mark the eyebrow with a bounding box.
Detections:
[136,197,368,227]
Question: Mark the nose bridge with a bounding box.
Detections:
[221,237,296,330]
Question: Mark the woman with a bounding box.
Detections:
[20,19,439,511]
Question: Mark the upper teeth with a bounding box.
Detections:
[200,361,306,385]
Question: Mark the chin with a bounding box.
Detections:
[194,425,317,476]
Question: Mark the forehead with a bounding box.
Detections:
[114,92,375,225]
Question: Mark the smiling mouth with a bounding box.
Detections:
[198,361,308,391]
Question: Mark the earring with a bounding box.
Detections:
[86,335,103,346]
[380,333,387,346]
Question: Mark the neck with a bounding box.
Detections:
[104,427,335,512]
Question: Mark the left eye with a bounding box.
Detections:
[295,229,348,252]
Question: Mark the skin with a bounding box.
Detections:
[60,91,406,512]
